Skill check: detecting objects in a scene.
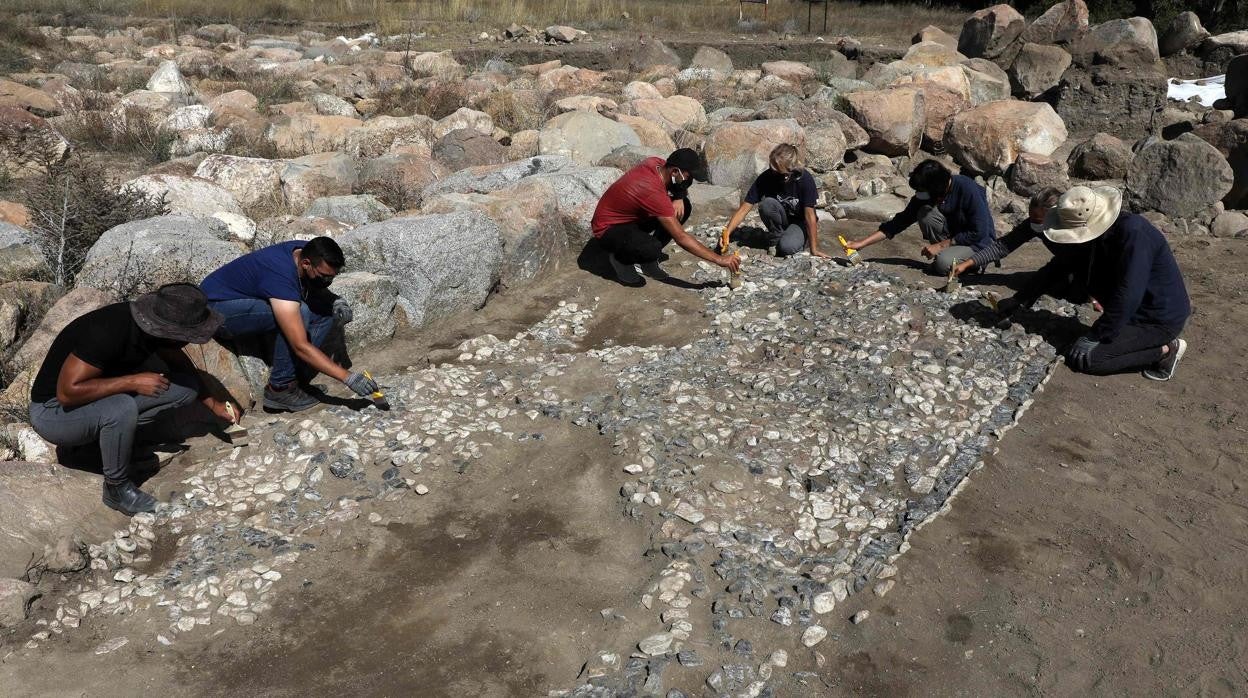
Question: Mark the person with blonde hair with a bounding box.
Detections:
[720,143,828,258]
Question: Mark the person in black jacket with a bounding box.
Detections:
[845,159,996,275]
[1037,186,1192,381]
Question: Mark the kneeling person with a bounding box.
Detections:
[201,236,379,412]
[28,284,235,516]
[721,144,829,258]
[591,147,740,285]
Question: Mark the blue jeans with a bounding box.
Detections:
[209,298,333,388]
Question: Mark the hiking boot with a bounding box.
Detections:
[263,383,319,412]
[607,253,644,286]
[1144,338,1187,382]
[103,481,157,516]
[639,260,669,279]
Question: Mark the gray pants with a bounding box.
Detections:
[28,373,199,484]
[758,198,807,257]
[917,205,974,276]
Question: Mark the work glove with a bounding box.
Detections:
[1066,336,1099,372]
[332,298,354,325]
[344,371,379,397]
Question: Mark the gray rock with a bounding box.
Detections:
[421,155,576,199]
[331,271,399,345]
[837,195,908,223]
[1068,132,1134,179]
[1211,210,1248,237]
[0,223,48,283]
[305,195,394,225]
[146,60,194,96]
[690,46,733,75]
[1054,65,1167,139]
[807,123,848,172]
[1071,17,1159,69]
[1160,12,1210,57]
[76,215,243,296]
[0,577,37,627]
[1127,133,1233,218]
[308,93,358,117]
[596,144,665,171]
[957,4,1025,62]
[1007,153,1070,197]
[1008,43,1072,99]
[629,40,681,72]
[432,128,509,171]
[336,211,503,328]
[1020,0,1089,45]
[538,111,641,166]
[124,174,245,218]
[9,287,111,373]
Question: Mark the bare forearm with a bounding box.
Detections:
[59,376,135,407]
[725,203,752,233]
[852,231,887,249]
[805,209,819,252]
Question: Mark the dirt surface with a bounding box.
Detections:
[2,226,1246,696]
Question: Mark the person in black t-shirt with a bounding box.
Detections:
[720,144,829,258]
[27,284,234,516]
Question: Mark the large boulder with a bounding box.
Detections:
[1007,153,1070,197]
[0,106,70,169]
[761,61,816,82]
[10,287,111,373]
[1021,0,1089,45]
[889,69,971,146]
[1071,18,1159,69]
[690,46,734,76]
[1067,132,1134,179]
[826,110,870,150]
[538,111,641,166]
[628,40,682,72]
[1192,119,1248,209]
[620,96,707,135]
[280,152,361,215]
[960,59,1012,105]
[704,119,806,193]
[432,128,509,171]
[1009,43,1072,99]
[76,216,243,296]
[0,79,63,117]
[267,114,363,156]
[614,114,677,152]
[145,60,194,97]
[1160,12,1210,57]
[357,153,449,211]
[433,107,494,140]
[806,124,848,172]
[343,115,435,159]
[946,100,1068,175]
[843,87,925,157]
[422,156,577,199]
[0,224,47,284]
[1054,65,1167,138]
[0,281,59,354]
[336,210,503,328]
[194,155,286,212]
[957,4,1025,63]
[1126,133,1233,219]
[330,272,399,346]
[123,174,245,219]
[305,195,394,225]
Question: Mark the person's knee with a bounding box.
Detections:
[776,229,806,257]
[932,251,958,276]
[98,395,139,429]
[758,197,784,219]
[165,374,201,408]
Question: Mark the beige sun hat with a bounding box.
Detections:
[1043,185,1123,244]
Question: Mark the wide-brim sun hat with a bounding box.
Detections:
[1043,185,1123,244]
[130,283,223,344]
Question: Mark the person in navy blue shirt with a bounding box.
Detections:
[720,144,830,258]
[846,159,997,275]
[201,237,380,411]
[1039,186,1191,381]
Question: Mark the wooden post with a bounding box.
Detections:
[823,0,830,33]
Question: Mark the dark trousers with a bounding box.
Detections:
[1075,323,1181,376]
[210,298,334,388]
[757,198,807,257]
[599,198,692,265]
[29,373,200,484]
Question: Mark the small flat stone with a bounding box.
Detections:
[638,632,675,656]
[852,610,870,624]
[801,625,828,647]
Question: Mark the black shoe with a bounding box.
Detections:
[1143,338,1187,382]
[103,481,157,516]
[263,383,319,412]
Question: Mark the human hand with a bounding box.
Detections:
[205,396,241,424]
[1091,298,1103,313]
[345,371,380,397]
[130,372,170,397]
[719,254,741,273]
[672,199,686,220]
[811,248,832,260]
[921,243,940,259]
[953,259,975,277]
[1067,336,1099,372]
[332,298,353,325]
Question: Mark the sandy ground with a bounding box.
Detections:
[2,222,1246,696]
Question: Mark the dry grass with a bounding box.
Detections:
[60,106,176,163]
[2,0,963,45]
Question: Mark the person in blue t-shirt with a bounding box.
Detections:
[846,159,997,275]
[200,236,379,412]
[720,144,829,258]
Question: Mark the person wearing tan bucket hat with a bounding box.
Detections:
[1039,185,1191,381]
[27,283,240,516]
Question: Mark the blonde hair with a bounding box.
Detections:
[768,143,801,174]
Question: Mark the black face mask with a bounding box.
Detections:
[305,275,333,290]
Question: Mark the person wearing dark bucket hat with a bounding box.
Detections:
[590,147,740,286]
[27,283,238,516]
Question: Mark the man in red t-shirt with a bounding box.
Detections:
[591,148,740,285]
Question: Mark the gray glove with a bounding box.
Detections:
[344,371,379,397]
[332,298,353,325]
[1067,336,1099,372]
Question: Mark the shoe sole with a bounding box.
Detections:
[102,497,155,517]
[262,398,319,412]
[1144,339,1187,382]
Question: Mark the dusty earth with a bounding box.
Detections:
[1,217,1244,696]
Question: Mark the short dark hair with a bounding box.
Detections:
[909,159,952,196]
[1030,187,1062,210]
[302,236,345,270]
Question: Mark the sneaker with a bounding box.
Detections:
[638,260,669,279]
[607,253,644,286]
[1144,338,1187,382]
[103,481,157,516]
[263,383,319,412]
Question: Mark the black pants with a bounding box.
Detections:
[599,198,692,265]
[1076,322,1181,376]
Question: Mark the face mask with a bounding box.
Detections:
[1030,221,1047,233]
[306,275,333,289]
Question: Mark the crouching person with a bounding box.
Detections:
[28,284,235,516]
[721,144,829,258]
[1043,186,1191,381]
[201,236,379,412]
[591,147,740,285]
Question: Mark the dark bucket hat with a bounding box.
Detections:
[130,283,223,344]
